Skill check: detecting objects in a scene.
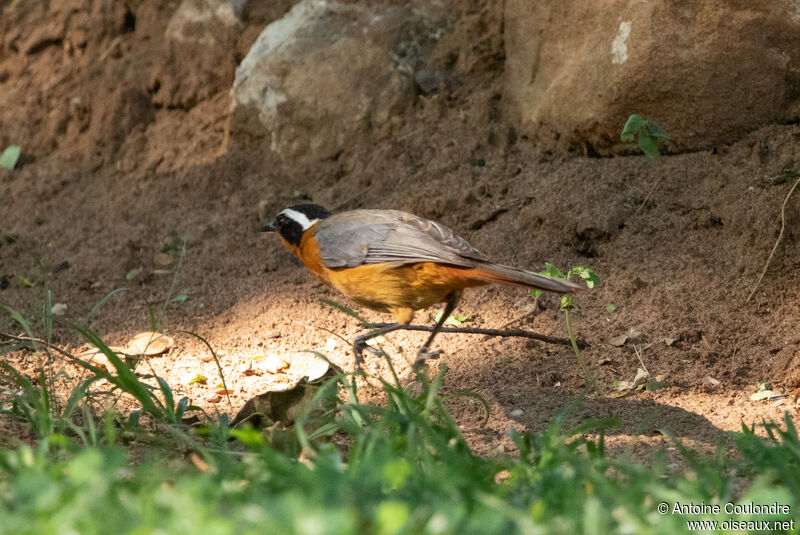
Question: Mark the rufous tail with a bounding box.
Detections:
[472,263,582,294]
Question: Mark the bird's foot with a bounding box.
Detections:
[353,340,385,369]
[412,348,443,370]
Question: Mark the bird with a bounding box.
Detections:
[261,204,581,367]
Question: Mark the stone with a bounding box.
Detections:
[503,0,800,154]
[150,0,246,109]
[227,0,452,161]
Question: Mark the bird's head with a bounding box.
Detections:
[261,204,332,246]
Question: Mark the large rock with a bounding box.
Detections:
[504,1,800,154]
[150,0,246,109]
[227,0,452,160]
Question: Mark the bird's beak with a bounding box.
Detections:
[261,222,277,233]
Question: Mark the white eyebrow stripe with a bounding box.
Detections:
[281,208,319,230]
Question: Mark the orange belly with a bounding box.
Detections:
[326,262,487,313]
[286,229,487,323]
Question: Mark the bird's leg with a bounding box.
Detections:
[414,290,461,369]
[353,322,405,367]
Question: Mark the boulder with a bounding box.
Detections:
[227,0,452,160]
[503,0,800,154]
[150,0,247,109]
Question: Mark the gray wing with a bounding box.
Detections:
[315,209,488,269]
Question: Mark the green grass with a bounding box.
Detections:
[0,327,799,534]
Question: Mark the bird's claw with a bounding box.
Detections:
[353,340,385,369]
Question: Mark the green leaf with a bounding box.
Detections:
[620,114,644,142]
[638,134,660,159]
[434,310,474,326]
[169,294,187,303]
[382,459,411,490]
[189,374,207,385]
[621,114,670,158]
[542,262,565,279]
[0,146,21,170]
[568,266,599,288]
[230,427,264,447]
[376,502,410,535]
[15,275,34,288]
[582,268,600,288]
[530,289,543,299]
[125,267,142,280]
[606,304,616,312]
[646,380,668,391]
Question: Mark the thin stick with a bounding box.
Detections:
[362,323,588,349]
[316,326,355,348]
[632,344,651,376]
[1,331,81,362]
[631,176,663,218]
[746,175,800,302]
[564,308,594,385]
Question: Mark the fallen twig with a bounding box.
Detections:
[1,331,80,363]
[361,323,588,349]
[746,175,800,302]
[631,177,663,219]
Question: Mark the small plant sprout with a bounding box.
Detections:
[0,145,21,170]
[621,114,670,159]
[531,264,599,388]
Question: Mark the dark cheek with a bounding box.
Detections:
[282,222,304,246]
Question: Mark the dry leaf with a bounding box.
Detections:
[76,345,127,372]
[188,452,210,472]
[702,376,720,388]
[632,367,650,389]
[125,331,174,356]
[264,354,290,374]
[291,354,330,382]
[154,253,174,267]
[609,334,628,347]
